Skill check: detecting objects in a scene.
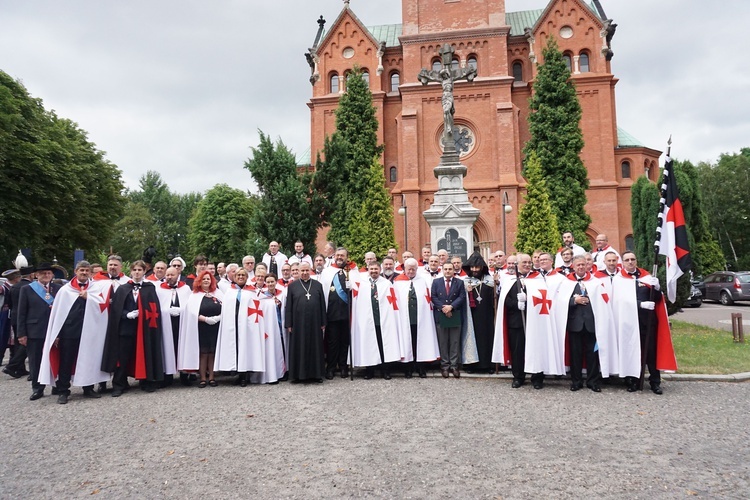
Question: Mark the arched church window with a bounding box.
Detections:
[390,71,400,92]
[625,235,635,251]
[389,166,398,183]
[362,71,370,87]
[512,61,523,82]
[621,161,631,179]
[467,55,478,73]
[330,73,339,94]
[451,58,460,71]
[579,52,590,72]
[563,54,572,72]
[432,58,441,72]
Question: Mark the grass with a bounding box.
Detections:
[671,320,750,374]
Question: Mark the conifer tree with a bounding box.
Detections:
[514,151,560,254]
[523,37,591,248]
[346,157,397,265]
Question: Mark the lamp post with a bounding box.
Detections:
[501,191,512,254]
[397,194,408,252]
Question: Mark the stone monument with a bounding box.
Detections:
[418,44,480,261]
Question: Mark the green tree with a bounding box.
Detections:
[514,151,560,254]
[244,131,321,256]
[346,158,397,264]
[314,68,385,247]
[699,149,750,270]
[109,200,158,261]
[523,37,591,248]
[0,71,125,268]
[630,176,660,269]
[187,184,256,263]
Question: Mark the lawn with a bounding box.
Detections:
[671,320,750,374]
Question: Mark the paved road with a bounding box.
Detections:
[673,300,750,332]
[1,373,748,498]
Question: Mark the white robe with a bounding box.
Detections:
[214,287,264,373]
[393,274,440,363]
[351,276,404,367]
[177,289,224,370]
[155,283,191,375]
[250,291,287,384]
[39,281,110,387]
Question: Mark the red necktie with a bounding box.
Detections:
[445,279,451,294]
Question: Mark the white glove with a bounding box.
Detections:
[204,315,221,325]
[169,307,181,317]
[126,310,139,320]
[641,276,661,290]
[640,301,655,310]
[517,292,527,303]
[517,301,526,311]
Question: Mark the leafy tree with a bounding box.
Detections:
[523,37,591,249]
[244,131,321,256]
[314,68,385,247]
[630,176,660,269]
[187,184,256,263]
[346,158,397,264]
[514,151,560,254]
[0,71,125,268]
[109,200,158,261]
[699,149,750,270]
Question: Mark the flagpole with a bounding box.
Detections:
[640,136,671,390]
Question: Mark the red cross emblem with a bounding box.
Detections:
[248,300,263,323]
[99,291,110,313]
[425,287,432,310]
[145,302,160,328]
[387,287,399,310]
[352,281,360,298]
[601,284,609,303]
[532,289,552,315]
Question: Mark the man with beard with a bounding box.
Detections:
[612,252,676,394]
[556,247,575,276]
[39,261,108,403]
[101,260,165,397]
[16,263,61,400]
[319,248,356,379]
[462,253,495,374]
[291,241,313,267]
[156,266,191,386]
[394,258,439,378]
[554,231,585,268]
[381,256,400,283]
[285,263,326,382]
[312,254,326,278]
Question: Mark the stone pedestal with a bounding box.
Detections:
[422,145,480,261]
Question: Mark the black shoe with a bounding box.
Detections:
[383,372,392,380]
[651,384,663,395]
[533,382,544,390]
[112,388,123,397]
[588,384,601,393]
[404,371,413,379]
[315,378,324,383]
[83,388,101,399]
[364,371,373,380]
[511,379,523,389]
[140,384,155,393]
[3,368,23,379]
[418,370,427,379]
[325,371,334,380]
[57,393,69,404]
[98,382,109,393]
[180,373,192,386]
[51,386,60,395]
[239,378,247,388]
[340,368,349,379]
[29,389,44,401]
[570,383,583,391]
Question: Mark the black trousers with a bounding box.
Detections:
[112,335,137,391]
[6,337,27,374]
[508,326,526,381]
[640,323,660,384]
[26,338,45,390]
[56,337,95,394]
[406,323,424,374]
[569,327,600,386]
[325,319,350,372]
[365,325,388,375]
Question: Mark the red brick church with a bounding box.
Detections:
[305,0,660,256]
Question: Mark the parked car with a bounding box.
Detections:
[701,271,750,305]
[684,283,703,308]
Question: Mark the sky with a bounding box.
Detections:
[1,0,748,194]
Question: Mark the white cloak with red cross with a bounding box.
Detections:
[155,282,191,375]
[177,289,224,371]
[351,275,403,367]
[393,274,440,363]
[250,289,287,384]
[213,287,264,373]
[39,280,110,387]
[552,273,618,378]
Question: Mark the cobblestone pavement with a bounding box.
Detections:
[1,373,748,498]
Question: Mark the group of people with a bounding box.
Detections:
[0,232,677,404]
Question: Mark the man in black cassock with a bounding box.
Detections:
[285,262,326,383]
[101,260,164,396]
[462,252,496,374]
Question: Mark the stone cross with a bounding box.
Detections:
[418,43,476,155]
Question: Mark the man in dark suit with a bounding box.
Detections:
[16,263,61,400]
[565,256,601,392]
[431,262,466,378]
[2,266,34,378]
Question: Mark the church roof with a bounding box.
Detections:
[367,24,402,47]
[616,127,645,148]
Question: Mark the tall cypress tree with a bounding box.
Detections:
[314,68,385,249]
[514,151,560,254]
[523,37,591,249]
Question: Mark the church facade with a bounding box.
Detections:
[305,0,661,256]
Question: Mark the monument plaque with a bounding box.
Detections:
[437,229,468,261]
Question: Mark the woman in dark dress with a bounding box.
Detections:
[194,271,222,387]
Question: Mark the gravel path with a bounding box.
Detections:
[1,374,748,498]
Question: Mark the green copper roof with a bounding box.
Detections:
[617,127,645,148]
[506,9,544,36]
[367,23,403,47]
